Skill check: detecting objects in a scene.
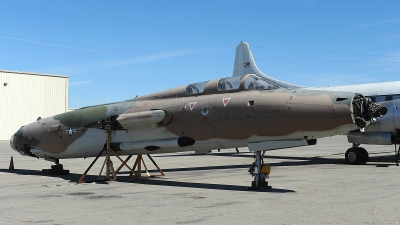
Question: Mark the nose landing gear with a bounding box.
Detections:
[248,151,271,190]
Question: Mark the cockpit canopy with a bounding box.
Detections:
[135,74,281,101]
[186,81,208,95]
[185,74,279,95]
[217,76,242,91]
[243,75,279,90]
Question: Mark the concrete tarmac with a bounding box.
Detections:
[1,136,399,224]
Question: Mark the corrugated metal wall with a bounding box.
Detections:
[0,70,68,140]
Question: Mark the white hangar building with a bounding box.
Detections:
[0,70,68,140]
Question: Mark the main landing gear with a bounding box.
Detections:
[248,151,271,190]
[345,144,368,165]
[42,159,70,175]
[346,143,400,166]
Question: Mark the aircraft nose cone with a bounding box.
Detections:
[10,134,15,150]
[10,127,25,154]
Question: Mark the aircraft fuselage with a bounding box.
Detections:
[11,85,366,160]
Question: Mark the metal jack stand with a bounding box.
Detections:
[77,129,165,183]
[78,129,135,183]
[127,154,165,178]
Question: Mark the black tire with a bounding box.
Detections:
[358,147,369,164]
[345,148,362,164]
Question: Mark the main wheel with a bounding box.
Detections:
[345,148,362,164]
[358,147,369,164]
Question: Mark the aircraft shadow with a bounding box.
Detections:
[147,158,396,173]
[0,168,88,182]
[0,153,396,191]
[117,178,294,193]
[155,151,397,168]
[0,168,293,192]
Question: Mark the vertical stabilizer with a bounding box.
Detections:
[232,41,303,89]
[232,41,263,78]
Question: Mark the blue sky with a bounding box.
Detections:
[1,1,400,108]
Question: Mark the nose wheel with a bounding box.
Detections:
[345,146,368,164]
[248,151,271,190]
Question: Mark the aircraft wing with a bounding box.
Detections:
[248,139,317,152]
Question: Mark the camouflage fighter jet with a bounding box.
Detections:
[10,67,387,188]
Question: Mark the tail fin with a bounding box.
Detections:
[232,41,304,89]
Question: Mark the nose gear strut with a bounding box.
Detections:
[248,151,271,190]
[396,143,400,166]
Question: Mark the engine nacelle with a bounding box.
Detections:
[363,100,400,134]
[347,99,400,145]
[351,94,388,129]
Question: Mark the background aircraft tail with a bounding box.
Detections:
[232,41,303,89]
